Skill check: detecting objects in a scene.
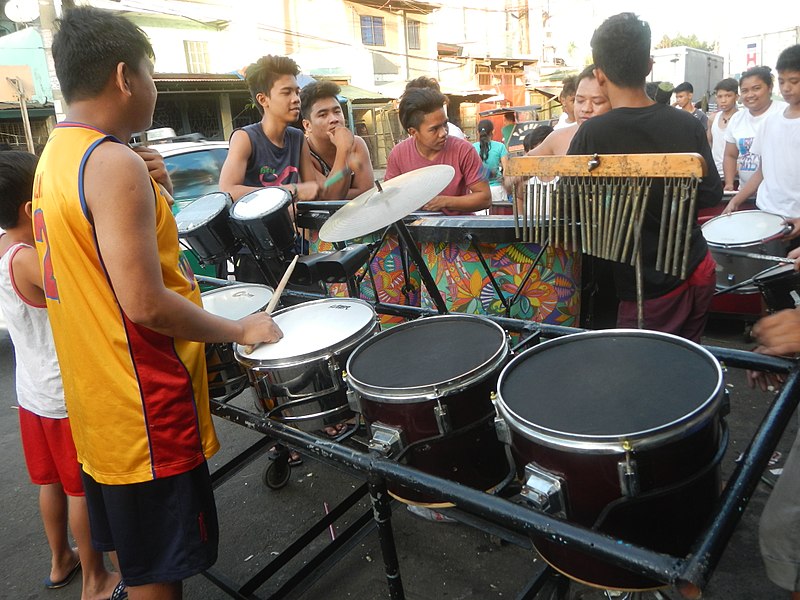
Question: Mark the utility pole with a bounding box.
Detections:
[38,0,66,122]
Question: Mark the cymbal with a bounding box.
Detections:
[319,164,455,243]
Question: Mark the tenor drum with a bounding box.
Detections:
[235,298,379,431]
[346,315,511,506]
[495,329,725,591]
[175,192,237,263]
[702,210,787,293]
[201,283,274,398]
[754,263,800,312]
[230,187,295,259]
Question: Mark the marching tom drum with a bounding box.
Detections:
[495,329,726,590]
[201,283,274,398]
[346,314,511,506]
[754,263,800,312]
[230,187,296,259]
[702,210,787,293]
[234,298,379,431]
[175,191,237,264]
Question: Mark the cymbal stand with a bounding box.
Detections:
[392,218,448,314]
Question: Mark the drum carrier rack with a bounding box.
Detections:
[192,153,800,599]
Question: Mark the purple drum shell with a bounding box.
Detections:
[346,314,510,505]
[496,329,724,590]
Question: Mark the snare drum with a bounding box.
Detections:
[754,263,800,311]
[201,284,274,398]
[235,298,379,430]
[175,192,237,263]
[702,210,787,293]
[495,329,725,590]
[346,315,511,506]
[230,187,296,259]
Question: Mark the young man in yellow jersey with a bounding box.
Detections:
[33,8,282,600]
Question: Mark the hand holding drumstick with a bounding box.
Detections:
[240,255,298,354]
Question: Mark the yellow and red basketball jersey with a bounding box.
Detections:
[33,123,219,485]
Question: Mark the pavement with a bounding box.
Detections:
[0,314,797,600]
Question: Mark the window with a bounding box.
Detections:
[407,20,420,50]
[184,40,210,73]
[360,15,385,46]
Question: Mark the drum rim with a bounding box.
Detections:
[230,187,292,221]
[753,262,798,283]
[494,329,724,452]
[345,314,509,403]
[234,297,378,367]
[702,209,785,247]
[175,191,232,232]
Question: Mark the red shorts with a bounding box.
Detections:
[18,407,84,496]
[617,251,717,343]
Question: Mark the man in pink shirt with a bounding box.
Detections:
[384,87,490,214]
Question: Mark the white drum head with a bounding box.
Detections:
[231,188,291,220]
[245,298,376,360]
[201,284,273,320]
[702,210,785,246]
[175,192,230,233]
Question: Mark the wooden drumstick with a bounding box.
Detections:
[240,255,298,355]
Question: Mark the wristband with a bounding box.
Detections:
[290,183,298,199]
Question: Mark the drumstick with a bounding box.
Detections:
[240,255,298,354]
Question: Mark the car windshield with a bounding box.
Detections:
[163,147,229,207]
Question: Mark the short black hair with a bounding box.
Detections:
[398,87,447,131]
[523,126,554,152]
[777,45,800,73]
[405,76,441,93]
[714,78,739,94]
[53,7,154,104]
[300,81,341,120]
[591,12,652,88]
[245,55,300,112]
[577,64,597,83]
[0,151,38,229]
[674,81,694,94]
[740,65,773,88]
[560,75,578,98]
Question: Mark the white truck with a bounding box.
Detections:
[649,46,725,104]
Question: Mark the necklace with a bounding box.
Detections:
[720,110,736,125]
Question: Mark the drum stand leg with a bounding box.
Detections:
[515,564,571,600]
[392,219,448,314]
[368,474,406,600]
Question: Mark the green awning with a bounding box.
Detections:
[0,107,54,120]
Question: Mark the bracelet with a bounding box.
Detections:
[290,183,298,199]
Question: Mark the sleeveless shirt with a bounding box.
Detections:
[32,122,219,484]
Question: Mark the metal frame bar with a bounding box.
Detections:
[203,300,799,599]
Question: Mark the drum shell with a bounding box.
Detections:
[346,315,510,505]
[495,329,724,590]
[702,211,787,293]
[176,194,238,263]
[754,264,800,312]
[235,299,379,431]
[230,189,295,258]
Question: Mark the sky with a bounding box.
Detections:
[545,1,800,58]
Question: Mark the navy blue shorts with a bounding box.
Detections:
[81,461,219,586]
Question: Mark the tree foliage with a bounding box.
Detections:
[655,34,715,52]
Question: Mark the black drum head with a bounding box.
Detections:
[348,315,505,389]
[499,331,721,437]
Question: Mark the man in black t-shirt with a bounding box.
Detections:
[567,13,722,342]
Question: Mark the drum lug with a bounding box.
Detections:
[434,399,452,435]
[368,422,405,457]
[521,463,566,517]
[491,393,512,445]
[617,450,640,497]
[344,374,363,413]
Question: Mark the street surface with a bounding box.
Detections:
[0,314,796,599]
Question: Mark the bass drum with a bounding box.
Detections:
[346,314,511,506]
[495,329,726,591]
[235,298,379,431]
[201,283,274,398]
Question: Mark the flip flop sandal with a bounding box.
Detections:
[44,558,81,589]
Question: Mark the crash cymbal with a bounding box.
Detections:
[319,164,455,243]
